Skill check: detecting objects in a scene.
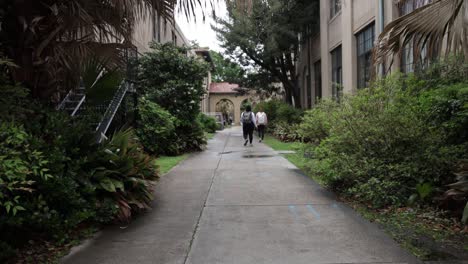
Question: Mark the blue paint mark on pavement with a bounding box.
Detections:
[288,205,299,219]
[307,205,320,219]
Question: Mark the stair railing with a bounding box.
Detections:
[95,80,130,143]
[71,94,86,117]
[56,90,73,110]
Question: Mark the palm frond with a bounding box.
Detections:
[374,0,468,70]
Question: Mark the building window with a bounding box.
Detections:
[314,60,322,102]
[330,0,341,18]
[399,0,432,16]
[399,0,432,73]
[331,46,342,100]
[356,23,375,89]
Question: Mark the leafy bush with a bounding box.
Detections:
[270,121,302,142]
[254,99,303,141]
[0,122,50,217]
[0,81,159,261]
[276,103,303,124]
[253,100,281,123]
[300,75,467,210]
[166,121,207,156]
[136,98,176,154]
[298,99,338,144]
[138,43,209,154]
[85,128,158,222]
[198,113,219,133]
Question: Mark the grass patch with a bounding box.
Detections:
[263,134,299,151]
[262,134,311,177]
[205,132,215,140]
[155,154,189,175]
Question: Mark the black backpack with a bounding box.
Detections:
[242,112,252,124]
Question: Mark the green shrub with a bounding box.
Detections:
[85,128,159,222]
[138,43,209,154]
[254,99,303,142]
[166,121,207,156]
[298,99,339,144]
[276,103,303,124]
[301,76,466,209]
[0,82,159,261]
[253,100,282,123]
[136,98,176,154]
[198,113,218,133]
[270,121,302,142]
[0,122,51,216]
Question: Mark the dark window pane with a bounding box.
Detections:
[331,46,342,99]
[356,23,375,89]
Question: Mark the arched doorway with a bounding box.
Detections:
[216,99,235,126]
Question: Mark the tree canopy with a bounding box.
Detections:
[210,51,245,83]
[0,0,213,100]
[214,0,319,106]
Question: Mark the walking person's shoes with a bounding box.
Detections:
[244,139,248,146]
[259,139,262,143]
[250,143,253,147]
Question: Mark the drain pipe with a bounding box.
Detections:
[378,0,385,76]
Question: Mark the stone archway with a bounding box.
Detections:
[216,99,235,126]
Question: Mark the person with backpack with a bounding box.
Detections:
[256,107,268,142]
[241,105,257,146]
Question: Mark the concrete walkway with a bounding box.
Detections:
[63,127,419,264]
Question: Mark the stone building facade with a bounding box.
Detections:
[133,10,190,53]
[296,0,432,109]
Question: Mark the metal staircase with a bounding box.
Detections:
[57,82,86,116]
[57,45,138,142]
[57,80,132,143]
[95,81,131,142]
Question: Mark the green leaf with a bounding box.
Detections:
[408,194,418,205]
[100,178,116,192]
[112,179,125,191]
[462,201,468,224]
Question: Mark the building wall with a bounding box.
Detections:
[297,0,403,108]
[133,9,190,53]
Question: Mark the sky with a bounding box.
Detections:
[175,2,228,52]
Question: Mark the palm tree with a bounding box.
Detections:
[0,0,211,99]
[373,0,468,70]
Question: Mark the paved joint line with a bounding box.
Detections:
[183,132,230,264]
[204,203,335,207]
[314,262,410,264]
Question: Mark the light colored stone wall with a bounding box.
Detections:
[132,9,190,53]
[297,0,400,105]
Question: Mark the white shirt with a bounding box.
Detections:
[256,112,268,125]
[240,111,256,126]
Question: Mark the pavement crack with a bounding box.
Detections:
[183,132,230,264]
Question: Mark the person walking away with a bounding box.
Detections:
[241,105,257,146]
[256,108,267,142]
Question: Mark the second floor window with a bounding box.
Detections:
[331,46,342,100]
[330,0,341,18]
[399,0,432,73]
[356,23,375,89]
